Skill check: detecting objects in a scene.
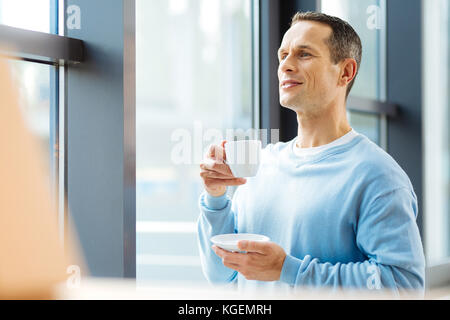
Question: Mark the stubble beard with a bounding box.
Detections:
[281,93,324,120]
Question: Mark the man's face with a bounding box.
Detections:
[278,21,342,116]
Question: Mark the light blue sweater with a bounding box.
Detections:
[197,134,425,295]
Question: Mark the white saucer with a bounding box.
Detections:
[210,233,270,252]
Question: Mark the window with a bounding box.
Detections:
[0,0,52,33]
[136,0,254,285]
[7,59,54,187]
[0,0,62,227]
[423,0,450,265]
[346,112,379,145]
[320,0,386,147]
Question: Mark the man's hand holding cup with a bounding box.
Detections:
[200,141,247,197]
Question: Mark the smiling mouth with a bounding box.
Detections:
[281,82,303,90]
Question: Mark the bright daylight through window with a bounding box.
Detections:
[136,0,253,285]
[0,0,51,33]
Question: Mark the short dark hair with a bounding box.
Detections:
[290,11,362,98]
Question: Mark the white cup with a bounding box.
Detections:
[225,140,261,178]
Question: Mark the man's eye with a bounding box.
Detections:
[300,52,311,57]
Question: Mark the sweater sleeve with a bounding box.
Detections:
[279,187,425,295]
[197,190,238,285]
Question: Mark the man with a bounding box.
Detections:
[197,12,425,295]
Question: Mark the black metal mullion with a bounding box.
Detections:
[347,96,398,118]
[386,0,423,235]
[0,24,84,64]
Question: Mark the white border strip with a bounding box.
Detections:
[423,0,449,265]
[137,254,201,267]
[137,221,197,234]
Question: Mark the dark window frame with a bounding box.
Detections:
[0,0,82,237]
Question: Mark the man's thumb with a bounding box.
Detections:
[237,240,249,251]
[220,140,227,161]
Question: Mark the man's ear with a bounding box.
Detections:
[339,58,358,87]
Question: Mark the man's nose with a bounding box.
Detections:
[279,55,297,73]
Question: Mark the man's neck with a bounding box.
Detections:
[296,104,351,149]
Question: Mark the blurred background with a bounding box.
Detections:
[0,0,448,291]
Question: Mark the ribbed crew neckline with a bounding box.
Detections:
[293,129,359,156]
[285,132,366,165]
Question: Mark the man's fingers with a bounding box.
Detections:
[200,164,233,178]
[201,158,233,176]
[212,246,247,266]
[237,240,270,254]
[200,169,236,180]
[222,260,241,270]
[207,143,227,162]
[204,177,246,187]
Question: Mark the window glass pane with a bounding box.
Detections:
[9,59,51,155]
[423,0,450,263]
[321,0,385,100]
[347,111,379,145]
[0,0,51,33]
[136,0,253,285]
[7,59,53,186]
[321,0,385,146]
